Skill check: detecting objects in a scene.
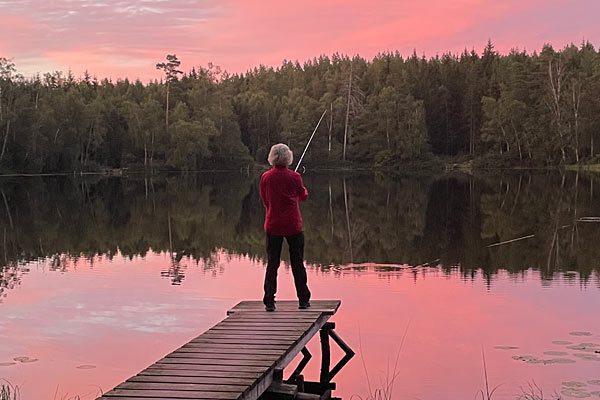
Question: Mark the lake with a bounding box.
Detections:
[1,171,599,399]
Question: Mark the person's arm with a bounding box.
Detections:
[297,175,308,202]
[260,175,269,208]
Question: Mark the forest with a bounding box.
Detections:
[0,41,599,173]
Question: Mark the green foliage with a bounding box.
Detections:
[155,54,183,83]
[1,42,600,172]
[167,104,217,170]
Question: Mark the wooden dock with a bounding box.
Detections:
[98,300,353,400]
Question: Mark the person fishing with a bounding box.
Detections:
[260,143,311,312]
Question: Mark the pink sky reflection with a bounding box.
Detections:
[0,252,599,399]
[1,0,599,81]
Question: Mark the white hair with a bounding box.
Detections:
[268,143,293,166]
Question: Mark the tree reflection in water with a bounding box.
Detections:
[0,170,599,296]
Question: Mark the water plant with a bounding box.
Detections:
[352,321,410,400]
[517,381,562,400]
[479,346,502,400]
[0,381,19,400]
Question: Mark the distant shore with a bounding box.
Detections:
[2,162,600,178]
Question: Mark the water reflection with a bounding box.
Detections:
[0,251,598,400]
[0,261,22,301]
[0,171,599,400]
[1,171,599,295]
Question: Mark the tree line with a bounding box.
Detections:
[1,40,599,173]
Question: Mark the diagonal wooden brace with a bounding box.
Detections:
[289,346,312,382]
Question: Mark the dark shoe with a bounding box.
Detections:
[265,303,276,312]
[298,301,311,309]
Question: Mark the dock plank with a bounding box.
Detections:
[118,382,247,392]
[227,314,321,320]
[143,364,267,373]
[138,369,262,379]
[197,334,299,341]
[209,325,311,331]
[103,389,240,399]
[181,344,290,351]
[190,338,296,345]
[175,348,285,355]
[225,316,319,321]
[156,358,275,367]
[227,300,340,316]
[193,337,294,345]
[167,352,283,361]
[206,327,307,334]
[127,376,256,385]
[212,320,313,330]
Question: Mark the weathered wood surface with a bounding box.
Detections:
[98,300,340,400]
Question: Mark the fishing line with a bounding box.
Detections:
[294,109,327,172]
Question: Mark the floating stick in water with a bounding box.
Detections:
[578,216,600,223]
[487,234,535,248]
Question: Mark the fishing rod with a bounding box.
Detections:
[294,109,327,172]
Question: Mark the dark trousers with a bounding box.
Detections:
[263,232,311,305]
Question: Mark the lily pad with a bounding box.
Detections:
[0,362,16,366]
[580,343,600,347]
[553,340,574,345]
[544,351,569,356]
[562,388,591,398]
[494,345,519,350]
[590,392,600,398]
[570,332,593,337]
[573,354,600,361]
[545,358,576,364]
[588,381,600,386]
[568,345,599,353]
[512,355,551,364]
[513,355,537,361]
[528,358,548,364]
[564,382,588,389]
[76,365,96,369]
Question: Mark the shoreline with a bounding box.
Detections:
[1,163,599,178]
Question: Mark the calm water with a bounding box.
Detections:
[1,171,599,399]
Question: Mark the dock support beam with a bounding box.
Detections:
[319,322,355,384]
[319,324,331,383]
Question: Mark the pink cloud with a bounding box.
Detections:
[0,14,42,53]
[194,0,588,72]
[1,0,598,80]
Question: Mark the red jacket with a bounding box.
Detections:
[260,166,308,236]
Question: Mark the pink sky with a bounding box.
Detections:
[1,0,599,81]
